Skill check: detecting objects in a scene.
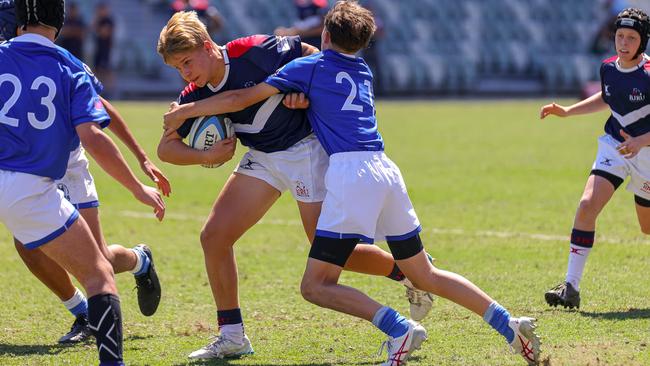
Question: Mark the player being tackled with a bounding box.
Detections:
[164,1,541,364]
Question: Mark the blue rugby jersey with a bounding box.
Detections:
[177,35,313,153]
[57,45,109,151]
[0,34,109,179]
[265,49,384,156]
[601,55,650,142]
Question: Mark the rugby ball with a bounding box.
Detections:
[186,115,235,168]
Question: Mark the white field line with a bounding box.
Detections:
[117,210,650,245]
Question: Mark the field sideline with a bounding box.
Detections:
[0,100,649,365]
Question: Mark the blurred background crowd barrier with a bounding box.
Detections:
[64,0,650,99]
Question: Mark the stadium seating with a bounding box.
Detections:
[73,0,650,97]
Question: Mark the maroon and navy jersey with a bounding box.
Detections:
[177,35,312,153]
[601,55,650,142]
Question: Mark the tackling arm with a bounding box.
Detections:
[163,83,280,132]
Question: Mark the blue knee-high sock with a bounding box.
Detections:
[483,302,514,343]
[372,306,410,338]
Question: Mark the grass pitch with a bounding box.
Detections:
[0,100,649,365]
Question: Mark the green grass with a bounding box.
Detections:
[1,100,649,365]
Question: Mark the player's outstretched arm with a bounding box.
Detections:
[101,97,172,197]
[157,131,236,166]
[163,83,280,133]
[77,122,165,221]
[540,91,607,119]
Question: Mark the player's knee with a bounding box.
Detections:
[300,276,323,304]
[79,262,116,295]
[200,225,235,251]
[576,198,600,221]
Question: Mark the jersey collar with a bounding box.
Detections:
[11,33,57,48]
[207,46,230,92]
[615,54,650,73]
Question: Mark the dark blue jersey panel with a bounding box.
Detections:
[601,55,650,142]
[176,35,312,153]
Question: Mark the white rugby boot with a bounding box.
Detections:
[378,319,428,366]
[403,278,434,322]
[188,334,254,359]
[508,317,541,365]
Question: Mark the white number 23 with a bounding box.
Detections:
[0,73,57,129]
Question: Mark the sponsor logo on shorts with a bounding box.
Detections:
[642,182,650,194]
[600,158,612,166]
[604,84,611,97]
[295,180,310,198]
[244,81,256,88]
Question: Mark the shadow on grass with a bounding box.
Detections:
[0,343,64,356]
[179,358,380,366]
[579,307,650,320]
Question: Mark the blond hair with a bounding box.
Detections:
[157,11,212,62]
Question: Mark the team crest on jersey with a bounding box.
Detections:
[244,81,257,88]
[295,180,310,198]
[604,84,611,97]
[629,88,646,102]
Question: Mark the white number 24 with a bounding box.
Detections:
[0,73,57,129]
[336,71,373,112]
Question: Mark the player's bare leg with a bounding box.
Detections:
[189,173,278,359]
[297,201,396,276]
[298,201,435,320]
[201,173,280,311]
[547,175,615,309]
[573,175,615,231]
[14,240,75,300]
[81,207,160,316]
[38,216,123,364]
[634,199,650,234]
[80,207,135,273]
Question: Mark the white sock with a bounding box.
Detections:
[129,247,143,274]
[220,323,244,344]
[565,244,591,290]
[62,288,88,317]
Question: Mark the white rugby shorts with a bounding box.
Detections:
[316,151,421,243]
[55,146,99,208]
[234,134,328,203]
[0,169,79,249]
[592,134,650,200]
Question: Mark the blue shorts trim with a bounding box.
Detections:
[74,200,100,209]
[23,210,80,249]
[315,229,375,244]
[385,226,422,242]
